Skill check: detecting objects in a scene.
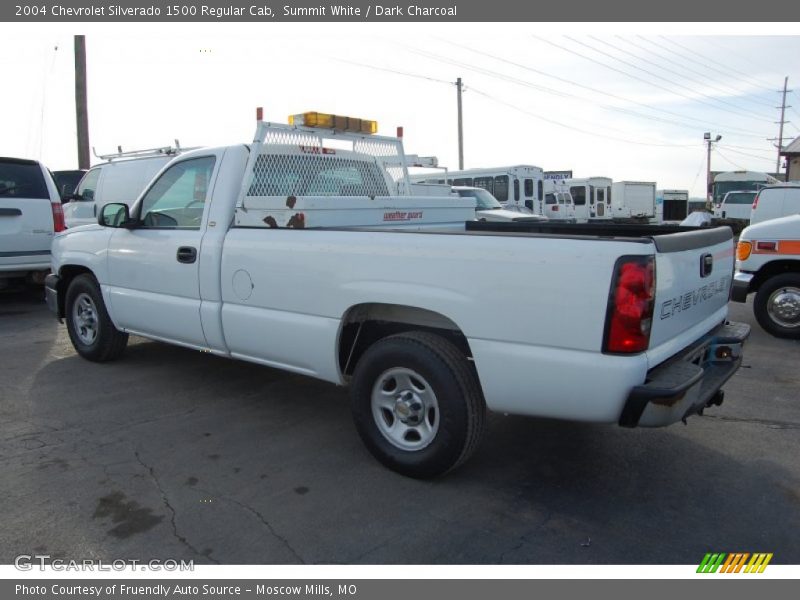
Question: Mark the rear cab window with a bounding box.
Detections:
[0,158,48,199]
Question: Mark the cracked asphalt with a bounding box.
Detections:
[1,285,799,564]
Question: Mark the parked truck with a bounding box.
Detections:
[46,112,749,478]
[612,181,657,221]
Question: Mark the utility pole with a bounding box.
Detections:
[74,35,90,170]
[456,77,464,170]
[774,76,791,176]
[704,132,721,209]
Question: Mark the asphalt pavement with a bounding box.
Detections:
[1,285,798,565]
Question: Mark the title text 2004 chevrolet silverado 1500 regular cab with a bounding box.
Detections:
[46,114,749,478]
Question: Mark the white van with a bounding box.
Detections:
[714,190,757,221]
[64,145,188,228]
[750,184,800,225]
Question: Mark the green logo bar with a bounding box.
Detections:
[697,553,727,573]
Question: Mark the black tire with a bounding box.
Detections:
[65,274,128,361]
[350,331,486,478]
[753,273,800,339]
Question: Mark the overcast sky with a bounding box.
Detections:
[2,24,799,197]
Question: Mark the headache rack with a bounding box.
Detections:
[232,121,474,230]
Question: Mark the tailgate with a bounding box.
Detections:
[648,227,734,359]
[0,197,53,254]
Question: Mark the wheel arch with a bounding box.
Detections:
[750,260,800,292]
[337,303,473,377]
[54,264,94,318]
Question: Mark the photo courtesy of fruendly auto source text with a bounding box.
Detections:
[1,0,799,597]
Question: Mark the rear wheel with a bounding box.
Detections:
[753,273,800,339]
[65,274,128,361]
[350,331,486,478]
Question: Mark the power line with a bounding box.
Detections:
[563,35,774,123]
[714,148,747,170]
[608,36,777,110]
[427,39,770,139]
[533,36,772,137]
[689,37,787,91]
[332,58,453,86]
[721,146,778,162]
[467,85,701,148]
[657,36,782,93]
[408,45,715,138]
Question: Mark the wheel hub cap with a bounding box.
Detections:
[768,287,800,328]
[72,293,98,344]
[371,367,439,451]
[394,391,424,425]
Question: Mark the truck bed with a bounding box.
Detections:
[462,221,732,251]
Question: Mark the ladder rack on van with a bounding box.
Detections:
[92,140,185,162]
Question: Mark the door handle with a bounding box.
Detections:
[176,246,197,264]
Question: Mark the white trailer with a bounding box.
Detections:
[611,181,657,221]
[656,189,689,223]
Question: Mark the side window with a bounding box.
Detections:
[76,168,101,201]
[138,156,215,229]
[571,186,586,206]
[473,177,493,194]
[537,180,543,202]
[545,193,556,205]
[606,186,611,204]
[493,176,509,202]
[524,178,534,197]
[514,179,520,202]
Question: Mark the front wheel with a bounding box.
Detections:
[753,273,800,339]
[65,274,129,361]
[350,331,486,478]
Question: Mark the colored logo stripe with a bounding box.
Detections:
[697,552,773,573]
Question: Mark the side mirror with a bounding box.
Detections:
[99,203,133,228]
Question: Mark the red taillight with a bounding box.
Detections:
[51,202,66,232]
[552,205,559,211]
[603,256,655,354]
[752,192,760,211]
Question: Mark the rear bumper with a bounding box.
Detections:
[45,273,61,319]
[731,271,753,303]
[619,321,750,427]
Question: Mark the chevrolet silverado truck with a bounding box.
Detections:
[46,113,749,478]
[732,214,800,338]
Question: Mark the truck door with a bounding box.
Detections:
[105,156,216,348]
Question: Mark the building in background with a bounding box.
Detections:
[781,136,800,181]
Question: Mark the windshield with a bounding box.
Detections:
[457,188,502,209]
[713,181,764,204]
[723,191,757,205]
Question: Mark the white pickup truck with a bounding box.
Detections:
[46,114,749,478]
